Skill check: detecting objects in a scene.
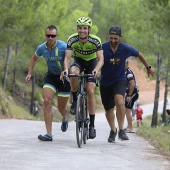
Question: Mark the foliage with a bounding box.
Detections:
[0,0,170,117]
[141,0,170,72]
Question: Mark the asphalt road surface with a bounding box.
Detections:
[0,102,170,170]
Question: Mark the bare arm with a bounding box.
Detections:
[128,79,135,96]
[93,50,104,77]
[64,50,72,71]
[60,49,72,79]
[137,52,155,77]
[126,79,135,102]
[25,54,38,83]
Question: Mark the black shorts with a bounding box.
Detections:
[125,88,139,109]
[100,80,127,110]
[70,57,97,83]
[43,75,70,97]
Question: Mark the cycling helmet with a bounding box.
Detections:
[76,17,92,27]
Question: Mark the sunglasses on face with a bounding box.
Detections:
[46,34,57,38]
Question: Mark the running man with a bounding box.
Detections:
[25,25,70,141]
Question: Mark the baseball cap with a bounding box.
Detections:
[109,25,121,35]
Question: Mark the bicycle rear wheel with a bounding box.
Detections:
[76,94,84,148]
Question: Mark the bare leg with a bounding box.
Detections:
[58,96,69,121]
[115,94,125,130]
[141,121,143,126]
[86,82,96,115]
[43,88,55,135]
[69,66,79,92]
[125,108,133,130]
[105,108,116,132]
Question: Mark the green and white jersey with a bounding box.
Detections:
[67,33,102,61]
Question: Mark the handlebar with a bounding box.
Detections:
[68,74,94,78]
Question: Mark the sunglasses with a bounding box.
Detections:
[46,34,57,38]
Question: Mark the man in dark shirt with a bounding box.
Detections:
[100,25,155,143]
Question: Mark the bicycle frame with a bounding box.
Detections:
[68,73,93,148]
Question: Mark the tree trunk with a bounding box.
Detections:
[162,59,169,123]
[2,44,11,90]
[11,43,19,96]
[151,52,162,127]
[30,74,35,114]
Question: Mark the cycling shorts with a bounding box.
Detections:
[125,88,139,109]
[43,75,70,97]
[70,57,97,83]
[100,80,127,110]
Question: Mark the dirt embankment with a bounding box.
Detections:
[128,58,165,105]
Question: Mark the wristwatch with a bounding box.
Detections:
[146,65,152,70]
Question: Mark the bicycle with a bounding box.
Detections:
[68,73,94,148]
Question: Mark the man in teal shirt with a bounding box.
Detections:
[25,25,70,141]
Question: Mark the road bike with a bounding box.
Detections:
[68,73,94,148]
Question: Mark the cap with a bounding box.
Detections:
[109,25,121,35]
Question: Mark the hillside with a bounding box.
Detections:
[128,58,165,105]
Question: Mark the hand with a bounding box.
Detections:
[147,67,155,77]
[25,74,31,83]
[60,69,68,81]
[126,96,131,102]
[92,70,100,77]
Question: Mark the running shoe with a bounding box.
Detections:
[70,101,77,115]
[89,126,96,139]
[61,114,69,132]
[38,134,53,141]
[118,129,129,140]
[108,128,117,143]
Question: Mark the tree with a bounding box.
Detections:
[162,59,169,123]
[151,53,162,127]
[142,0,170,126]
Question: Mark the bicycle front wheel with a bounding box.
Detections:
[76,94,84,148]
[83,99,89,144]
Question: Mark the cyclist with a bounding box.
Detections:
[100,25,155,143]
[61,17,104,139]
[124,59,139,133]
[25,25,70,141]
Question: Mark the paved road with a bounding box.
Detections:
[0,103,170,170]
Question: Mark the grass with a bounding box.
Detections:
[9,100,36,120]
[136,115,170,157]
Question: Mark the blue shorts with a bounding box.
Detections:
[100,80,127,110]
[43,75,70,97]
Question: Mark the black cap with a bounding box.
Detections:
[109,25,121,35]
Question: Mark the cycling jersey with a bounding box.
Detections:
[67,33,102,61]
[35,40,66,75]
[125,68,139,92]
[125,67,139,109]
[100,42,139,87]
